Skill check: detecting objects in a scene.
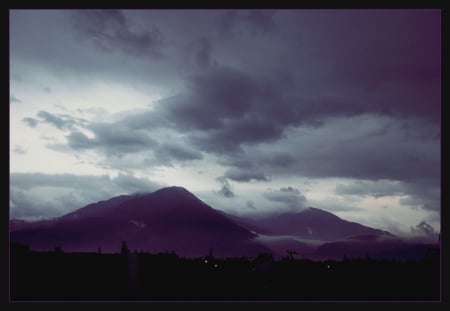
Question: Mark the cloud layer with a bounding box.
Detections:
[10,10,440,235]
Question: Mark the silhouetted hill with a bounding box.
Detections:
[10,187,268,257]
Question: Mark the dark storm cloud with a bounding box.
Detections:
[65,131,96,149]
[211,114,439,211]
[65,123,157,155]
[224,168,269,182]
[191,37,214,68]
[399,181,440,211]
[335,180,406,198]
[291,9,440,123]
[10,10,180,91]
[11,10,440,215]
[161,66,256,131]
[216,177,235,198]
[264,187,307,210]
[71,10,164,57]
[235,115,440,184]
[154,143,203,163]
[11,10,440,125]
[243,10,278,34]
[156,65,365,154]
[188,117,284,153]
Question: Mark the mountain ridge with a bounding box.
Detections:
[10,187,265,257]
[11,186,432,260]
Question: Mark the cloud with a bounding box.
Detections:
[70,10,164,58]
[224,168,269,182]
[154,143,203,164]
[190,36,214,68]
[70,122,158,155]
[309,197,364,213]
[335,180,406,198]
[36,111,81,130]
[246,200,256,209]
[225,115,440,185]
[22,110,88,131]
[156,65,366,154]
[65,131,96,149]
[217,10,277,36]
[22,117,38,128]
[216,177,235,198]
[12,145,27,155]
[10,172,159,192]
[45,105,439,214]
[161,66,256,132]
[10,10,440,228]
[33,108,200,169]
[10,95,22,103]
[399,182,440,211]
[243,10,278,34]
[62,121,201,166]
[113,173,161,194]
[280,186,300,194]
[333,178,440,212]
[10,172,162,220]
[411,221,436,237]
[10,187,60,220]
[264,186,306,211]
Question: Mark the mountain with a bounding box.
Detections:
[11,188,429,260]
[10,187,268,257]
[243,207,392,242]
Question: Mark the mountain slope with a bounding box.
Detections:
[10,187,267,257]
[241,207,392,241]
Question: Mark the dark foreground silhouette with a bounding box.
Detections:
[10,243,440,301]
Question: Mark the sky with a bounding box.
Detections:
[9,9,441,238]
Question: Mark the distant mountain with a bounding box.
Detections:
[10,187,268,257]
[11,188,434,260]
[243,207,392,242]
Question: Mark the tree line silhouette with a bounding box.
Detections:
[10,242,440,301]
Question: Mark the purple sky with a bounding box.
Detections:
[10,9,440,238]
